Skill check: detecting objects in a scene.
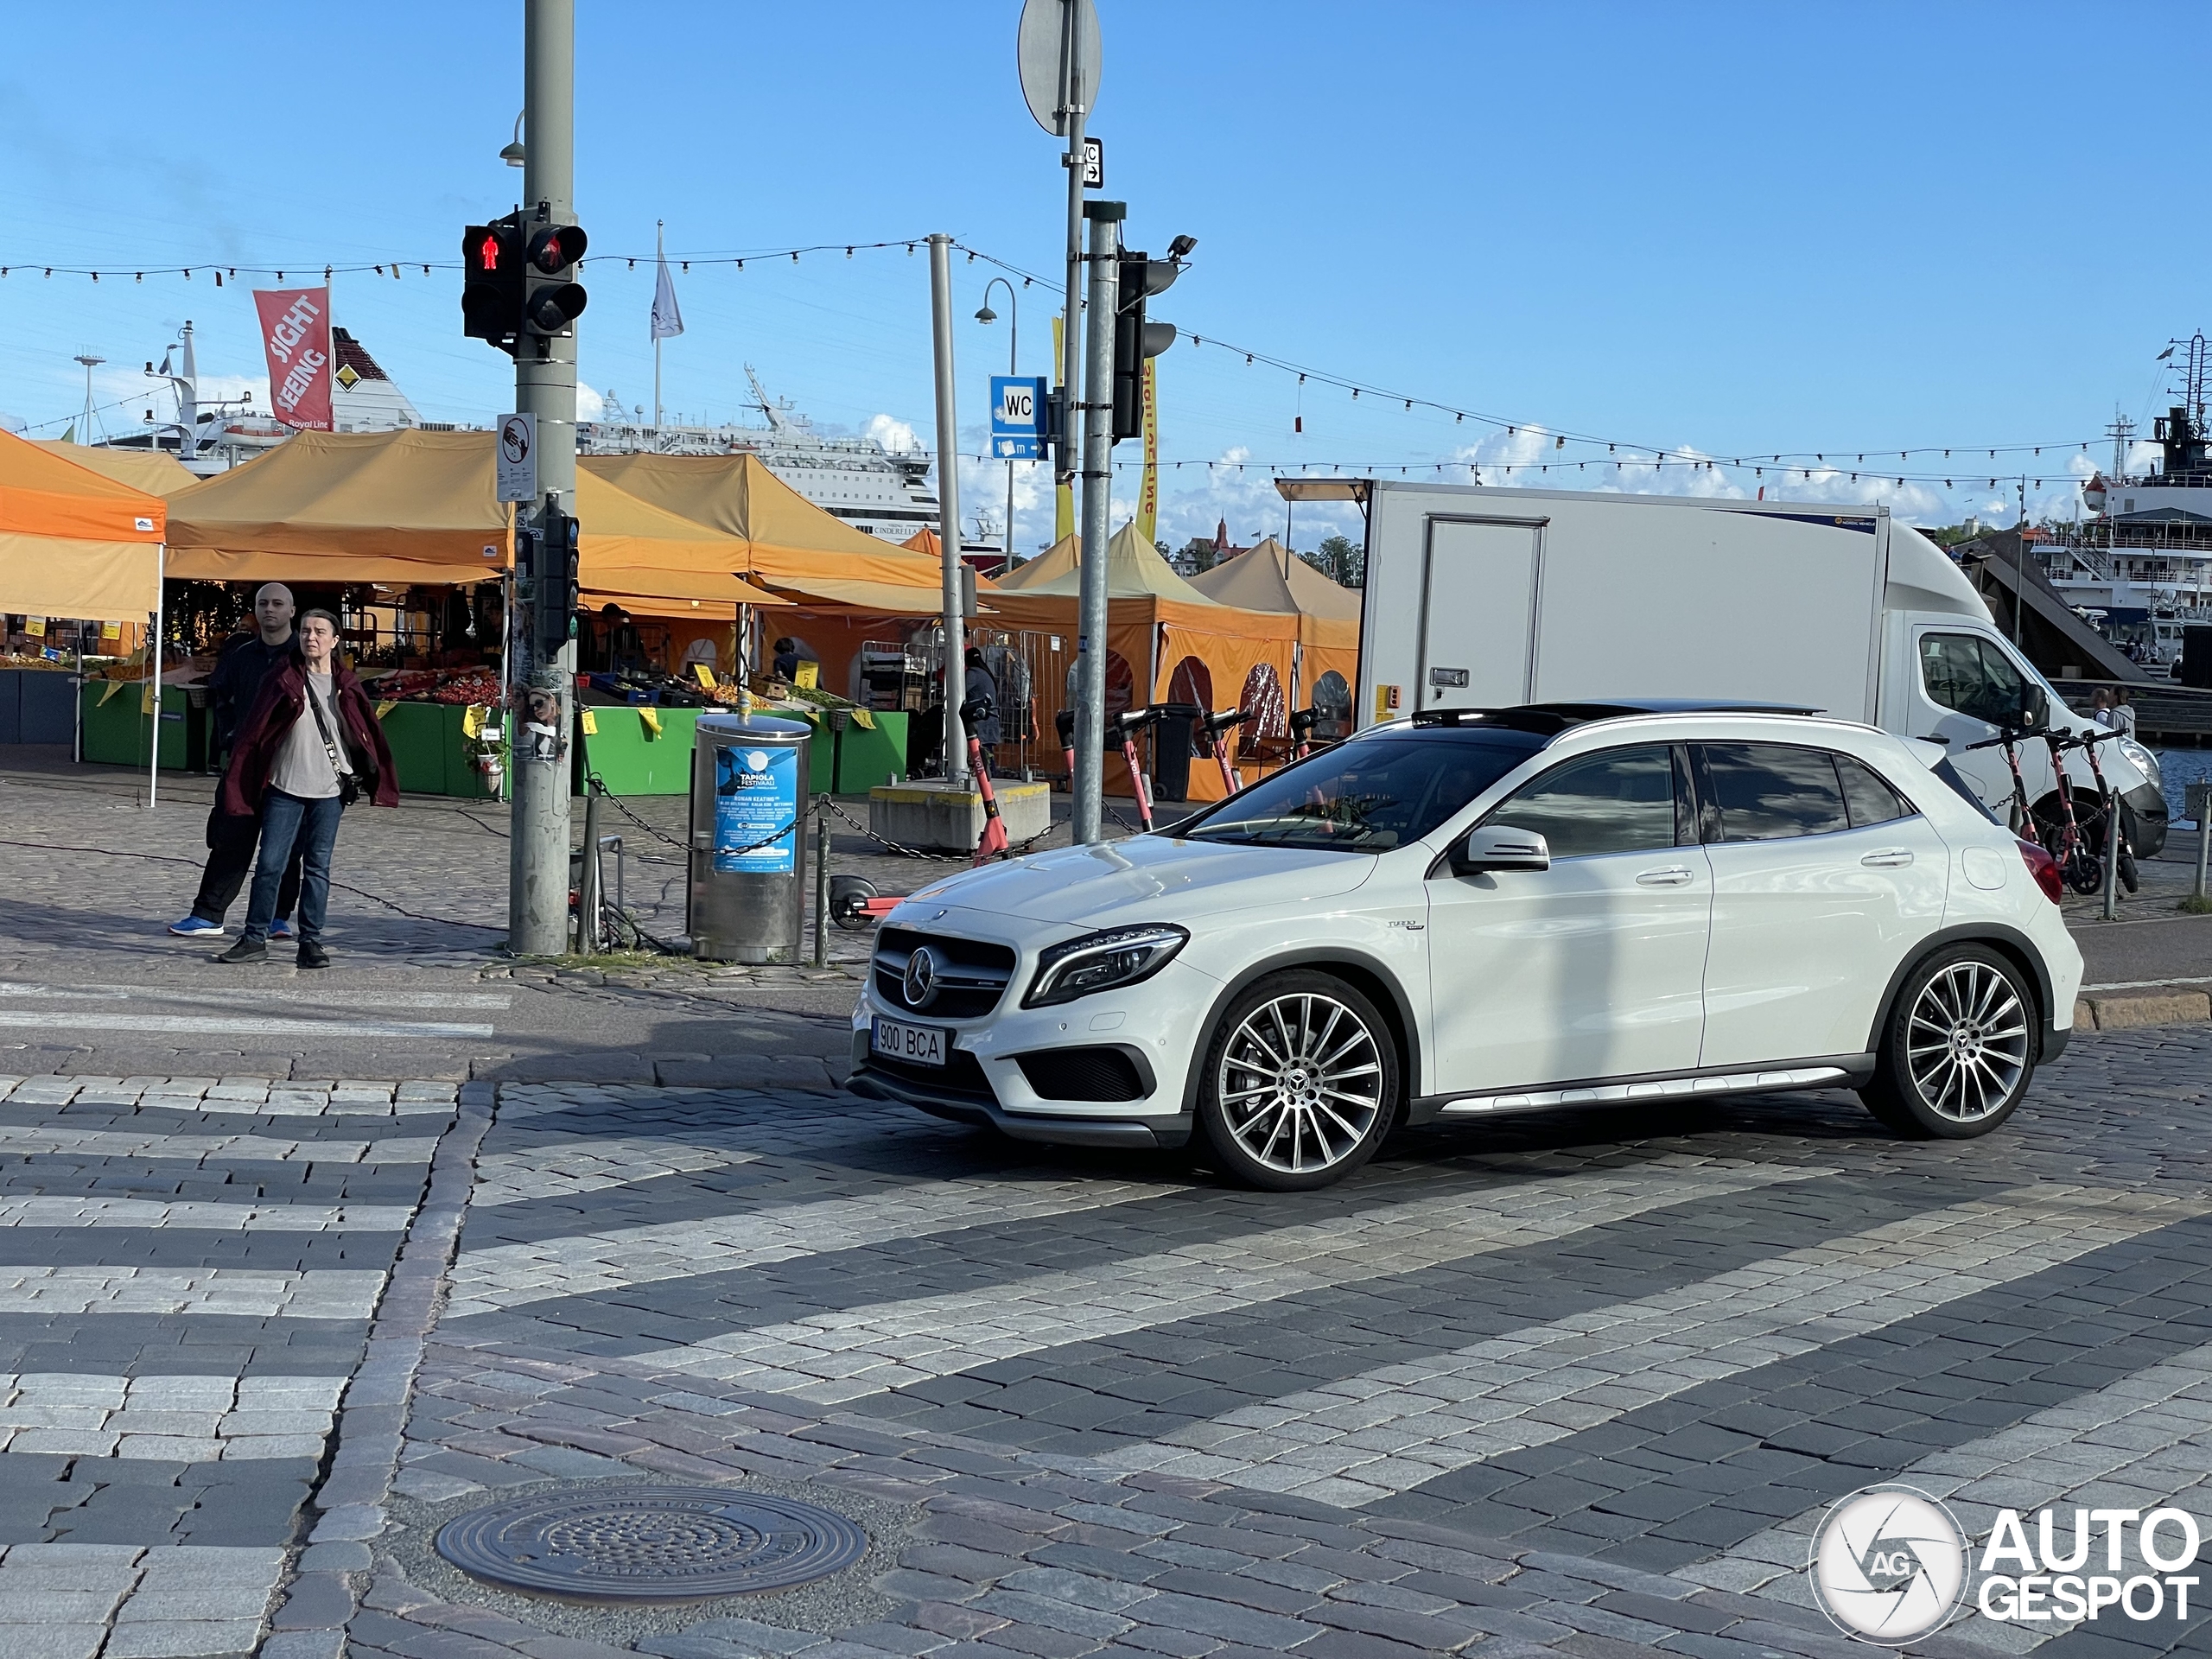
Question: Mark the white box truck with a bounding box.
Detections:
[1349,481,2169,855]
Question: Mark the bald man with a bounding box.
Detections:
[168,584,304,938]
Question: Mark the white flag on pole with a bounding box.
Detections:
[651,249,684,341]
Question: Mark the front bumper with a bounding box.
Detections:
[2122,779,2169,860]
[847,948,1217,1149]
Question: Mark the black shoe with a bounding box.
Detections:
[214,938,267,965]
[296,941,330,970]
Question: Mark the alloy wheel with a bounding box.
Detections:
[1904,959,2029,1123]
[1216,992,1385,1174]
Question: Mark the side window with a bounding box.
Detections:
[1835,753,1914,828]
[1488,746,1678,859]
[1700,743,1849,842]
[1920,632,2025,726]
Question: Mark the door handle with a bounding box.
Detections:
[1636,867,1695,886]
[1860,849,1915,868]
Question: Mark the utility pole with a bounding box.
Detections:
[927,235,969,791]
[1071,201,1121,843]
[509,0,578,956]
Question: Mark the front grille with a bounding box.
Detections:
[861,1046,996,1104]
[1016,1046,1150,1103]
[873,926,1017,1020]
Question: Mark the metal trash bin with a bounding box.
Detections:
[688,713,810,963]
[1154,702,1203,803]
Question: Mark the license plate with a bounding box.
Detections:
[873,1015,947,1067]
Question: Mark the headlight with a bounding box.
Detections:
[1023,925,1189,1008]
[2118,739,2160,786]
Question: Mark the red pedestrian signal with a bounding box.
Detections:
[461,215,526,356]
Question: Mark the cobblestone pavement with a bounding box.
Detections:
[0,1071,460,1658]
[328,1031,2212,1659]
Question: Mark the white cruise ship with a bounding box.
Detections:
[576,366,998,556]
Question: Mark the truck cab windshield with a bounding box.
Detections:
[1181,729,1543,852]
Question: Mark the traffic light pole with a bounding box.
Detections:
[1071,202,1120,845]
[510,0,578,956]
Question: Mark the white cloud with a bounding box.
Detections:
[575,383,607,421]
[867,413,919,454]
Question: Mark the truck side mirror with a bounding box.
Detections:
[2014,685,2049,734]
[1452,824,1551,875]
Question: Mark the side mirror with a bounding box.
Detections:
[1453,824,1551,875]
[2015,685,2050,734]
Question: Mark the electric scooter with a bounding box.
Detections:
[1106,706,1165,830]
[1198,707,1248,795]
[828,696,1013,931]
[2061,727,2139,893]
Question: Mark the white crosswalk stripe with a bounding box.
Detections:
[0,1267,384,1319]
[1686,1339,2212,1648]
[0,1373,347,1459]
[470,1138,763,1207]
[620,1156,1829,1402]
[0,1123,438,1162]
[1048,1185,2208,1509]
[444,1170,1198,1319]
[0,1196,416,1231]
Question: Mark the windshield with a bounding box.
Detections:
[1180,729,1543,852]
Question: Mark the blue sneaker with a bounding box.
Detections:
[168,916,225,938]
[270,919,295,941]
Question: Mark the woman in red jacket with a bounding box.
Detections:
[213,609,398,968]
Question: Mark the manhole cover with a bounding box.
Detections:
[435,1485,867,1600]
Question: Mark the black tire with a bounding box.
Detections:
[829,875,878,931]
[1858,944,2037,1140]
[1196,971,1401,1191]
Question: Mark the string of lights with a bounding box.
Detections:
[956,453,2088,493]
[1,232,2113,484]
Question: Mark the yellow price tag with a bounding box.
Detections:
[639,707,662,739]
[579,708,599,736]
[140,683,156,715]
[99,679,126,706]
[461,704,484,740]
[851,708,875,730]
[374,700,397,721]
[794,660,819,690]
[691,663,716,690]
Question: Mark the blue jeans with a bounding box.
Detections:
[244,791,343,945]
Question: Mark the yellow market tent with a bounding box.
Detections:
[28,442,200,498]
[0,429,166,620]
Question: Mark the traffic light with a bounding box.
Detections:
[1113,251,1179,442]
[535,510,581,655]
[522,218,588,340]
[461,214,525,355]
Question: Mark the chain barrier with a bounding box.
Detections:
[817,795,1056,862]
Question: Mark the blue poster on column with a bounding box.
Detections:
[713,744,798,873]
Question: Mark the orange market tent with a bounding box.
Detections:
[1187,536,1361,621]
[982,524,1306,802]
[1187,536,1362,734]
[0,429,167,621]
[163,429,780,608]
[28,442,200,498]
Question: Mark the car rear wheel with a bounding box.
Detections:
[1197,972,1399,1191]
[1859,944,2037,1140]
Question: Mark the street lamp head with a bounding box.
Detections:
[975,304,998,325]
[501,111,526,168]
[1166,233,1198,260]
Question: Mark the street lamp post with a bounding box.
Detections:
[976,278,1020,573]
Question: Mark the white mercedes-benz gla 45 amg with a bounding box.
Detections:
[848,702,2084,1190]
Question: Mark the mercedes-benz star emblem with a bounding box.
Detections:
[1808,1484,1970,1646]
[902,946,940,1010]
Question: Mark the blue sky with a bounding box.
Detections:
[1,2,2204,555]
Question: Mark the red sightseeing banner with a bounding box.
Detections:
[252,286,334,431]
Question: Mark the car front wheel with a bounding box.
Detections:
[1859,944,2037,1139]
[1197,972,1399,1190]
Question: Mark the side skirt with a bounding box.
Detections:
[1408,1054,1878,1124]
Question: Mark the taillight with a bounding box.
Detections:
[2018,838,2063,905]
